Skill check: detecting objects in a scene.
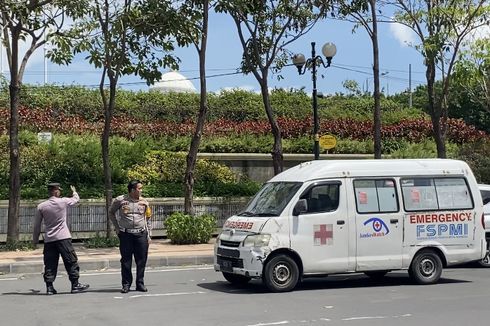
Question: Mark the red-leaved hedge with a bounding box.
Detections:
[0,107,486,144]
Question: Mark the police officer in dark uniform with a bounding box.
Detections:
[33,183,90,295]
[109,180,152,293]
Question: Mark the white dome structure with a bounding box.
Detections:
[149,71,197,93]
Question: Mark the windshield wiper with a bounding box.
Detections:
[254,212,279,217]
[238,211,256,216]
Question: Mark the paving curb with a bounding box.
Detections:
[0,255,214,275]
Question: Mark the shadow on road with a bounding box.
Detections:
[198,271,471,294]
[2,289,43,296]
[2,287,122,296]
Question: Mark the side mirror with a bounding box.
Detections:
[293,199,308,216]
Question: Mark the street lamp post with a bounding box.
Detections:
[292,41,337,160]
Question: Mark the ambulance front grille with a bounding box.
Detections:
[217,247,240,258]
[220,240,241,247]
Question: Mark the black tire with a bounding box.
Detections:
[409,250,443,285]
[263,254,299,292]
[477,249,490,268]
[364,270,388,280]
[222,272,251,285]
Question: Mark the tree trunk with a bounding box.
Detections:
[184,0,209,215]
[426,61,446,158]
[7,33,20,243]
[259,79,283,175]
[370,0,382,159]
[101,80,116,238]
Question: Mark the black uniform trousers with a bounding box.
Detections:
[118,230,149,288]
[43,238,80,284]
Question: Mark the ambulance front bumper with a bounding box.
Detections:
[214,245,268,278]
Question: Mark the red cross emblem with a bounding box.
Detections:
[314,224,333,246]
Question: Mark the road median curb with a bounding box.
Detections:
[0,254,214,275]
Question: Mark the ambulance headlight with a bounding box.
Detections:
[243,234,271,247]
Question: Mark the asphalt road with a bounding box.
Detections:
[1,265,489,326]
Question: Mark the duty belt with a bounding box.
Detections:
[120,227,145,234]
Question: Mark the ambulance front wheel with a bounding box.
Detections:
[409,250,443,284]
[222,272,251,285]
[263,254,299,292]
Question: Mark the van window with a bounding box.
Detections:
[481,190,490,205]
[401,177,473,211]
[300,183,340,214]
[239,182,302,217]
[354,179,398,213]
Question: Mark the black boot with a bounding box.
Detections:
[46,282,57,295]
[121,284,130,293]
[71,282,89,294]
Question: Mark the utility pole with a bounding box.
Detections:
[409,64,412,108]
[0,33,3,79]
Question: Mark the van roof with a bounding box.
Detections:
[270,159,472,182]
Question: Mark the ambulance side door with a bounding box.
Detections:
[352,178,403,271]
[290,180,350,274]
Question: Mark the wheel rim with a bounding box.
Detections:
[419,257,435,277]
[272,262,291,286]
[482,252,490,265]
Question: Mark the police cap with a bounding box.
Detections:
[47,182,62,190]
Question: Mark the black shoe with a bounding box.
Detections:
[121,285,130,293]
[46,284,57,295]
[135,285,148,292]
[71,283,89,294]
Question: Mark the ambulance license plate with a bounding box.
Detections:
[220,259,233,272]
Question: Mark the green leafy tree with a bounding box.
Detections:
[453,37,490,114]
[342,79,362,96]
[216,0,331,174]
[0,0,87,243]
[392,0,489,158]
[49,0,180,236]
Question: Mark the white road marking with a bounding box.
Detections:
[127,290,206,299]
[342,316,386,321]
[247,321,290,326]
[341,314,412,321]
[0,277,19,281]
[394,314,412,318]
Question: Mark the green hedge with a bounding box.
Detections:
[0,84,425,123]
[164,212,216,244]
[0,132,261,199]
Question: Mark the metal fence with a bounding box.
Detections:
[0,197,249,240]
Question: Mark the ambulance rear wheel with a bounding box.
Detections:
[222,272,251,285]
[409,250,443,284]
[477,242,490,267]
[263,254,299,292]
[478,250,490,267]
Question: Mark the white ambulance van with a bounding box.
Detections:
[214,159,487,292]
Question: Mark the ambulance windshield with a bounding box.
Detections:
[239,182,302,217]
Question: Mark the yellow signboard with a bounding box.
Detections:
[319,134,337,150]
